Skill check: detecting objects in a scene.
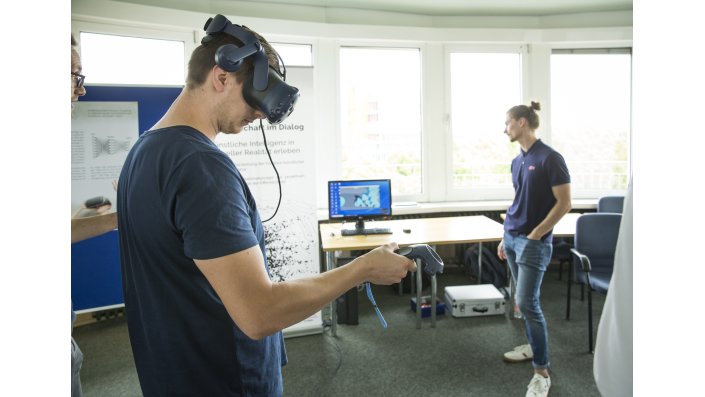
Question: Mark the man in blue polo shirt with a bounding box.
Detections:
[497,101,571,397]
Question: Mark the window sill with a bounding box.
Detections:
[317,199,596,221]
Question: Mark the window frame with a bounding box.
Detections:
[71,21,195,87]
[335,41,427,203]
[442,44,528,201]
[72,16,633,206]
[270,42,314,67]
[548,46,633,199]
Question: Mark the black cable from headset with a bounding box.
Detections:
[275,50,287,81]
[260,119,282,222]
[260,51,287,222]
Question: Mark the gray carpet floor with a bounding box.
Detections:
[73,262,605,396]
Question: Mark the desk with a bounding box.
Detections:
[319,215,504,335]
[499,212,582,238]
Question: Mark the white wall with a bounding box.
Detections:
[72,0,633,207]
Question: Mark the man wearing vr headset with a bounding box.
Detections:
[117,15,415,396]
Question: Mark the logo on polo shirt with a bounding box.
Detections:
[529,165,536,171]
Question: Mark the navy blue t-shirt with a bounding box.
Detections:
[504,139,570,243]
[117,126,287,396]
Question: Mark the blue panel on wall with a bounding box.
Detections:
[72,85,181,311]
[80,85,182,135]
[72,230,123,311]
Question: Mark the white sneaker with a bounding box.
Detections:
[503,344,533,363]
[526,373,551,397]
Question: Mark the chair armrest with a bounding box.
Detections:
[570,248,592,272]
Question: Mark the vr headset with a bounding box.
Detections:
[202,14,299,124]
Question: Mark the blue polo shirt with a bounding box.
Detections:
[504,139,570,243]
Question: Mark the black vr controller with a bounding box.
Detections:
[395,244,444,276]
[84,196,111,209]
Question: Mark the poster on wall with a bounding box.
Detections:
[71,101,138,217]
[215,67,321,337]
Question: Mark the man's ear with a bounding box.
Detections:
[211,65,229,93]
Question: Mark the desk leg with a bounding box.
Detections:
[410,269,416,296]
[416,258,422,329]
[430,244,437,328]
[477,242,483,284]
[326,251,338,337]
[431,274,437,328]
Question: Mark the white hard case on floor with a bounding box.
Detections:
[444,284,506,317]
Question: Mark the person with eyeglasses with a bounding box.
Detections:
[70,41,86,109]
[71,72,85,93]
[70,33,118,397]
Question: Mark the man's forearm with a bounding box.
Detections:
[264,258,367,335]
[529,183,572,239]
[530,200,571,239]
[71,212,117,243]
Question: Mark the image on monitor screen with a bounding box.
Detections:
[328,179,392,220]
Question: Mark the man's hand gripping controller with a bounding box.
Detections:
[364,245,444,329]
[395,244,444,276]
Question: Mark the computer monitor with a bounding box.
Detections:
[328,179,392,233]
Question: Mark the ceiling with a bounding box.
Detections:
[231,0,633,17]
[116,0,632,18]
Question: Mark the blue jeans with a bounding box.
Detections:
[503,232,553,369]
[72,337,83,397]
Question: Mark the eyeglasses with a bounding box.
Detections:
[72,72,86,88]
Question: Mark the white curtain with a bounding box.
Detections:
[593,178,633,396]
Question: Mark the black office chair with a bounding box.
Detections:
[565,213,622,353]
[553,238,572,280]
[559,195,622,280]
[597,195,625,213]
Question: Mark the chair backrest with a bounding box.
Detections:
[597,195,625,213]
[574,213,622,273]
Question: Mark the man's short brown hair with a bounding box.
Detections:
[186,28,279,90]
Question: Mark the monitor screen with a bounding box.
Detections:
[328,179,392,220]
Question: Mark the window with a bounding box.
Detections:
[339,47,422,196]
[271,43,313,67]
[79,32,185,86]
[448,50,523,199]
[550,49,631,195]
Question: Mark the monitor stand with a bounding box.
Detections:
[354,217,366,233]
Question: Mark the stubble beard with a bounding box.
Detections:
[219,123,243,135]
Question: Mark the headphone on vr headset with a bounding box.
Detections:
[202,14,299,124]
